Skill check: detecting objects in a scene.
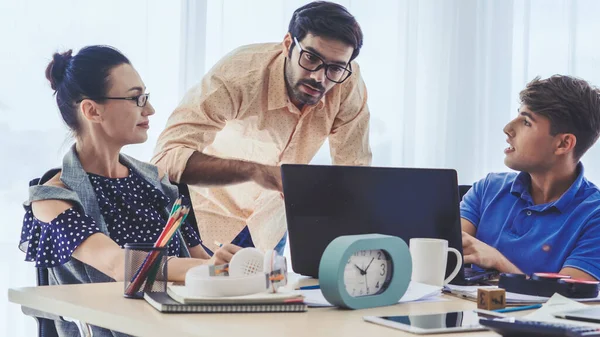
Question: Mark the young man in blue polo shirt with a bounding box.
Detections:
[461,75,600,281]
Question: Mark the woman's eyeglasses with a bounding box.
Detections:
[77,93,150,107]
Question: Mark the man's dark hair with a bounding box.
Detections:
[519,75,600,160]
[288,1,363,61]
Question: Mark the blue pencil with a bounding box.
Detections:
[493,304,542,313]
[299,285,320,290]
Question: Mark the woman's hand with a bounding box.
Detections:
[213,243,242,265]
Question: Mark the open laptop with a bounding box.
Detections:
[281,164,497,285]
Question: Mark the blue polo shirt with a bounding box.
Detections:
[460,163,600,279]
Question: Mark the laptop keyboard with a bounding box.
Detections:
[464,267,482,278]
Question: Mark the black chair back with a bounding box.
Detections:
[174,182,200,237]
[36,268,59,337]
[459,185,472,201]
[29,173,60,337]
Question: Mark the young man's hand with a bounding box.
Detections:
[252,165,283,192]
[462,232,522,275]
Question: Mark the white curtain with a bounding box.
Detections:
[200,0,600,184]
[2,0,600,335]
[0,1,184,335]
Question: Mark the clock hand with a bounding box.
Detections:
[354,264,366,275]
[362,258,375,295]
[364,257,375,272]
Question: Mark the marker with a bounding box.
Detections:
[493,304,542,313]
[299,285,320,290]
[214,241,223,247]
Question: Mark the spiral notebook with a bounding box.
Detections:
[144,292,308,313]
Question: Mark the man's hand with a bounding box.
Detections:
[462,231,504,269]
[213,243,242,265]
[462,232,523,274]
[252,165,282,192]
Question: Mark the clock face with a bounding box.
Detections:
[343,249,393,297]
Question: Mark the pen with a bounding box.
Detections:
[299,285,320,290]
[214,241,223,247]
[474,308,507,318]
[493,304,542,313]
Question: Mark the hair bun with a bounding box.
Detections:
[45,50,73,90]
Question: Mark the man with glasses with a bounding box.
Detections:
[152,1,371,254]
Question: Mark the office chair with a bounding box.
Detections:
[458,184,473,270]
[29,268,94,337]
[24,174,60,337]
[32,268,59,337]
[459,185,472,201]
[173,182,215,256]
[174,182,200,237]
[26,173,93,337]
[24,180,198,337]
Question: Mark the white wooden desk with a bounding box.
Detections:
[7,280,520,337]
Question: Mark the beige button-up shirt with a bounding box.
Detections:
[152,42,371,253]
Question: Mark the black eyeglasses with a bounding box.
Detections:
[77,93,150,107]
[294,37,352,83]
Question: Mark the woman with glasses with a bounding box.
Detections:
[19,46,240,337]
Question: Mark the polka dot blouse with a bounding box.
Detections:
[20,168,201,268]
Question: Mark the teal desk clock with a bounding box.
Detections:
[318,234,412,309]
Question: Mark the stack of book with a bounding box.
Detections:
[144,284,307,313]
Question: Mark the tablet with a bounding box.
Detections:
[553,307,600,324]
[363,311,487,334]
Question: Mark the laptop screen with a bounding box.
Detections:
[281,164,465,283]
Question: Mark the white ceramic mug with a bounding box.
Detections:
[409,238,462,287]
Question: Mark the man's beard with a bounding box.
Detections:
[285,63,325,107]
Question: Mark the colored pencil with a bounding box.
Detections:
[125,197,189,296]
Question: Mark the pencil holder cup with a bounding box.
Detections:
[123,243,168,299]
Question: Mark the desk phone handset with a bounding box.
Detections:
[498,272,599,298]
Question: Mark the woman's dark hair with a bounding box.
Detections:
[288,1,363,61]
[45,45,130,134]
[520,75,600,160]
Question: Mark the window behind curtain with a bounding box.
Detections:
[0,1,183,335]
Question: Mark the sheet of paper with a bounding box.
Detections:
[301,281,442,307]
[413,296,450,303]
[444,284,600,304]
[523,293,600,328]
[399,282,443,302]
[301,289,336,307]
